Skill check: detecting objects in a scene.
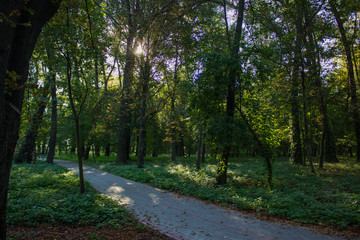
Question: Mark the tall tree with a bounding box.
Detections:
[288,1,304,165]
[46,63,57,164]
[0,1,62,238]
[216,0,245,185]
[329,0,360,162]
[117,0,136,164]
[137,47,151,168]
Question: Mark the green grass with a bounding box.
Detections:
[55,154,360,229]
[7,162,134,228]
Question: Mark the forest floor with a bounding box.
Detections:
[7,162,171,240]
[55,154,360,239]
[50,159,356,240]
[8,224,171,239]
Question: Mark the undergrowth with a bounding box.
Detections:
[55,154,360,229]
[7,162,134,228]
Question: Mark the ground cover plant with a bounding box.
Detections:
[56,154,360,232]
[7,162,170,239]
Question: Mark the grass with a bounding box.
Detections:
[7,162,135,228]
[55,154,360,229]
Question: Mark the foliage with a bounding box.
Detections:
[14,0,360,230]
[7,163,134,228]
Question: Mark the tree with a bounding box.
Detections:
[0,1,62,238]
[116,0,136,164]
[196,125,204,169]
[46,45,57,164]
[216,0,245,185]
[14,69,50,164]
[137,45,151,168]
[328,0,360,162]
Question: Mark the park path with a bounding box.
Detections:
[53,159,342,240]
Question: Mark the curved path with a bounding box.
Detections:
[54,159,342,240]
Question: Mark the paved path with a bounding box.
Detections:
[53,159,342,240]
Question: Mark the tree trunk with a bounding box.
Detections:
[319,132,325,169]
[0,1,61,238]
[137,58,151,168]
[305,11,338,164]
[201,132,206,163]
[237,106,273,190]
[176,117,185,157]
[117,0,135,164]
[170,54,179,162]
[84,0,99,89]
[95,144,100,157]
[196,125,203,170]
[46,50,57,164]
[84,144,91,160]
[15,77,50,163]
[301,64,315,173]
[217,0,245,185]
[74,117,85,193]
[170,97,177,162]
[329,0,360,162]
[66,50,85,194]
[105,143,110,156]
[289,2,303,165]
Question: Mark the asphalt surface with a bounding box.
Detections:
[53,159,343,240]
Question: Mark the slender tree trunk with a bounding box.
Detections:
[74,117,85,193]
[170,54,179,162]
[237,106,273,189]
[301,65,315,173]
[92,145,96,162]
[330,0,360,162]
[66,54,85,193]
[196,125,203,170]
[311,40,338,165]
[201,132,206,163]
[305,14,338,165]
[289,3,303,165]
[170,96,177,162]
[319,132,325,169]
[299,7,315,170]
[95,145,100,157]
[137,58,151,168]
[217,0,245,185]
[102,60,114,157]
[176,115,185,157]
[46,50,57,164]
[84,144,91,160]
[85,0,99,89]
[105,144,110,156]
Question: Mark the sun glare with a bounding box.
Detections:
[135,45,143,55]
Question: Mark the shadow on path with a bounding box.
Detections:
[53,159,342,240]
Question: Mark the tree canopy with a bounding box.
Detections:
[2,0,360,238]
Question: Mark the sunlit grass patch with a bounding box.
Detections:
[7,162,134,228]
[56,154,360,229]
